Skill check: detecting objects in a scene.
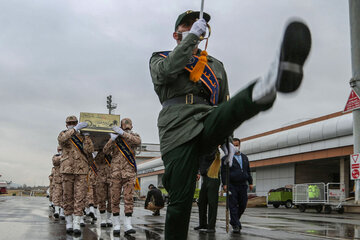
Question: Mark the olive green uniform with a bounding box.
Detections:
[150,33,274,239]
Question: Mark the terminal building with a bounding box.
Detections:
[136,111,354,198]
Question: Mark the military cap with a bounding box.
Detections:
[175,10,211,31]
[121,118,133,130]
[65,115,78,123]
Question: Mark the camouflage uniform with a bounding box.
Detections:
[95,151,112,213]
[58,128,94,216]
[103,131,141,215]
[86,169,97,207]
[52,154,63,208]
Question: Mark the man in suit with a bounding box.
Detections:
[221,138,253,233]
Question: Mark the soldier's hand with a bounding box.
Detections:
[110,133,119,141]
[190,18,206,37]
[74,122,88,131]
[112,126,124,135]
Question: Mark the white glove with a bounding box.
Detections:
[83,132,90,136]
[110,133,119,141]
[221,142,236,167]
[190,18,206,37]
[112,126,124,136]
[74,122,88,131]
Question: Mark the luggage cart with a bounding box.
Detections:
[293,182,345,214]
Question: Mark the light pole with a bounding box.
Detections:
[349,0,360,204]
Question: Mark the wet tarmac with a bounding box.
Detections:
[1,196,360,239]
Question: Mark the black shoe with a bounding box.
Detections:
[125,229,136,235]
[73,229,81,235]
[113,229,120,235]
[80,223,85,227]
[152,211,160,216]
[232,225,240,234]
[60,216,65,220]
[107,222,113,227]
[101,223,107,228]
[200,228,216,233]
[194,225,207,230]
[54,213,59,219]
[276,21,311,93]
[66,228,73,234]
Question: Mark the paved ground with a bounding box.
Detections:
[1,196,360,239]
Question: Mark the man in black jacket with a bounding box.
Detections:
[145,184,165,216]
[221,138,253,233]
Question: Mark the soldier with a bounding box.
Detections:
[52,146,65,220]
[94,150,112,228]
[103,118,141,235]
[149,10,311,239]
[58,115,94,234]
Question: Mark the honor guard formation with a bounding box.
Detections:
[48,6,311,240]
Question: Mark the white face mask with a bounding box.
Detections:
[67,125,75,130]
[181,31,190,41]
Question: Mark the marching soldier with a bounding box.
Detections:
[58,115,94,234]
[103,118,141,235]
[149,10,311,239]
[94,150,113,228]
[52,146,64,219]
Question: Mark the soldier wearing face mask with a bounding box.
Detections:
[221,138,253,233]
[103,118,141,236]
[58,115,94,234]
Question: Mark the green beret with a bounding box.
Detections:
[175,10,211,31]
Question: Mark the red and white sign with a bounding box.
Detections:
[351,154,360,180]
[344,90,360,113]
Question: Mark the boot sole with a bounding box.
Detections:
[276,21,311,93]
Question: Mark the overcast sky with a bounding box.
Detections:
[0,0,352,185]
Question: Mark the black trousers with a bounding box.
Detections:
[229,184,248,227]
[162,83,274,240]
[198,175,220,229]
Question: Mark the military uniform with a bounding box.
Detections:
[103,131,140,215]
[52,153,63,218]
[94,151,112,227]
[58,128,94,217]
[149,12,275,240]
[103,119,141,234]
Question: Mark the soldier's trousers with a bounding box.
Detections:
[86,183,97,207]
[97,181,111,212]
[111,176,135,214]
[198,175,220,229]
[49,182,53,202]
[162,83,274,240]
[52,182,63,207]
[62,174,87,216]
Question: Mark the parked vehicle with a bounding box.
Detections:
[293,182,345,214]
[267,187,293,208]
